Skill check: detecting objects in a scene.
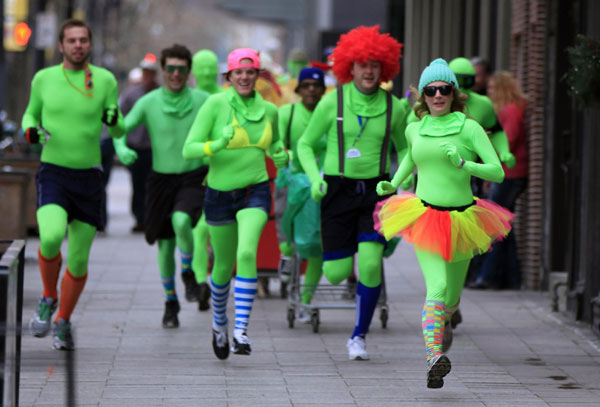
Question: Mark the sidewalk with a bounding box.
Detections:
[18,167,600,406]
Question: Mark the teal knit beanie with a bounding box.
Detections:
[418,58,459,93]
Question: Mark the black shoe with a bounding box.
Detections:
[212,329,230,360]
[467,279,490,290]
[427,354,451,389]
[232,333,252,355]
[198,282,210,311]
[181,270,200,302]
[162,299,180,328]
[131,223,144,233]
[450,308,462,329]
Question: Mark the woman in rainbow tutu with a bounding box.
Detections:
[375,58,513,389]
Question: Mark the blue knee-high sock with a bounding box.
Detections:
[180,249,193,274]
[162,276,177,301]
[210,277,230,332]
[351,282,382,339]
[233,276,257,338]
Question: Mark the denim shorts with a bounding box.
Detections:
[204,181,271,226]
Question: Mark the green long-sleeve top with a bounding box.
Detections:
[407,89,512,161]
[297,82,410,183]
[278,102,326,173]
[119,86,208,174]
[183,88,282,190]
[390,112,504,207]
[21,63,124,169]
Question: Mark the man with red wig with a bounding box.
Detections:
[298,25,410,360]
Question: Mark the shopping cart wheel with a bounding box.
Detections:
[280,282,288,299]
[287,307,295,328]
[380,306,388,329]
[311,311,319,333]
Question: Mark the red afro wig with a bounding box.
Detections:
[330,25,403,84]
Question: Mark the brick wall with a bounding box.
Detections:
[510,0,547,289]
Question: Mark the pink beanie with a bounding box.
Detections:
[227,48,261,72]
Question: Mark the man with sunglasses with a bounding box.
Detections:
[298,26,410,361]
[114,44,210,328]
[275,67,326,322]
[21,19,125,350]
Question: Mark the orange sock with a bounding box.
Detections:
[38,248,62,300]
[55,268,87,322]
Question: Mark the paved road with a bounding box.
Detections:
[17,167,600,406]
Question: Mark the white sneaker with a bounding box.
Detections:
[346,336,369,360]
[298,306,311,324]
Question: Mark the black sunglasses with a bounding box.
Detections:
[423,84,453,97]
[455,74,474,89]
[165,65,189,74]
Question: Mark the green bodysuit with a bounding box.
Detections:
[118,86,208,173]
[407,90,514,167]
[184,87,283,189]
[22,63,124,169]
[277,101,325,305]
[298,83,409,184]
[115,85,209,303]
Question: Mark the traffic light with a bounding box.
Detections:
[14,22,32,47]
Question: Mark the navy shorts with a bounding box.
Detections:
[35,162,104,229]
[320,175,390,261]
[204,181,271,226]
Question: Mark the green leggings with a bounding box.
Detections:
[192,213,209,283]
[157,211,194,279]
[37,204,96,277]
[416,250,470,308]
[323,242,384,288]
[209,208,268,285]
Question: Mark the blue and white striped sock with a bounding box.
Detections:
[233,276,257,338]
[210,277,230,333]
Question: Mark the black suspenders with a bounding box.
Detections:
[336,86,392,177]
[285,104,295,150]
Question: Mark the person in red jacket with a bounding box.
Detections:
[469,71,528,289]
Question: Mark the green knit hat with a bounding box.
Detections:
[418,58,459,93]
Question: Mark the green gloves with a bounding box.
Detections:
[113,137,138,166]
[310,179,328,201]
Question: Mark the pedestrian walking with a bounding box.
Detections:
[375,58,513,388]
[297,25,410,360]
[22,19,125,350]
[276,67,327,321]
[183,48,288,359]
[114,44,210,328]
[469,70,529,290]
[118,54,159,233]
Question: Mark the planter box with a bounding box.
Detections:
[0,169,30,239]
[0,157,40,234]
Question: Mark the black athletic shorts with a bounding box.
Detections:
[36,162,104,229]
[144,166,208,244]
[321,175,391,261]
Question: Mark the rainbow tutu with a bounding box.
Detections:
[374,193,514,262]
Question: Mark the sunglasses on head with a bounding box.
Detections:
[165,65,189,74]
[423,84,453,97]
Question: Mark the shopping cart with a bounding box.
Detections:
[285,254,389,333]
